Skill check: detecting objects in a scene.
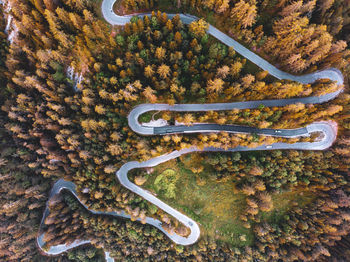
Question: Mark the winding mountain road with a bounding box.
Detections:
[37,0,345,258]
[37,179,172,261]
[102,0,344,85]
[128,88,343,136]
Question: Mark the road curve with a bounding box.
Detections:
[37,179,194,259]
[37,180,118,260]
[37,0,345,257]
[101,0,344,85]
[128,88,343,136]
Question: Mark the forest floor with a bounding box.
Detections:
[93,0,104,20]
[113,0,129,15]
[141,153,317,246]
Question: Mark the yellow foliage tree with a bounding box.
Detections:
[189,19,209,38]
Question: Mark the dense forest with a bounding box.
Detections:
[0,0,350,261]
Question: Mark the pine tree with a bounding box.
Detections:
[231,0,257,28]
[189,19,208,38]
[157,64,171,79]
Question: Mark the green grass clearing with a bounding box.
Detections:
[141,157,254,247]
[133,153,317,247]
